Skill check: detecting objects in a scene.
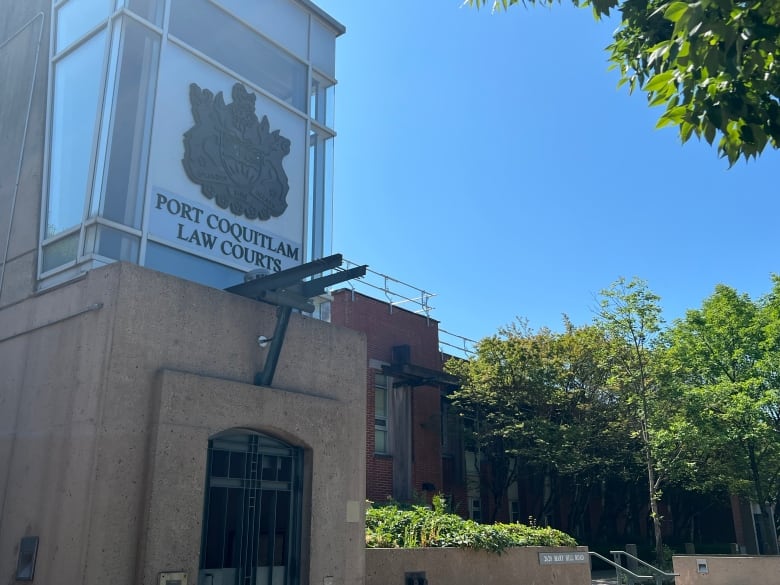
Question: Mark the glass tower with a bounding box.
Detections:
[42,0,342,290]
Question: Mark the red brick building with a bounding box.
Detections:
[329,288,468,512]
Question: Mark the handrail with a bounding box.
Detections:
[609,550,678,585]
[589,551,654,585]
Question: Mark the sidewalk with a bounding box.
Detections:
[591,570,618,585]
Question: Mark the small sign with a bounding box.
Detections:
[159,571,187,585]
[538,551,588,565]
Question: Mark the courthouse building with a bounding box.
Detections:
[0,2,367,585]
[2,2,758,580]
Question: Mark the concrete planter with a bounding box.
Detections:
[673,554,780,585]
[366,546,590,585]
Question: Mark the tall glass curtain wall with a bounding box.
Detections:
[42,0,337,284]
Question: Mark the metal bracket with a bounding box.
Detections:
[226,254,367,387]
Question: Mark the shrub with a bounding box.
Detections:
[366,495,577,553]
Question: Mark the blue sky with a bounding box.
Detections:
[316,1,779,345]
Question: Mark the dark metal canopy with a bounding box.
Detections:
[382,363,460,390]
[226,253,366,387]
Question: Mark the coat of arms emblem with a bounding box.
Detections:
[182,82,290,221]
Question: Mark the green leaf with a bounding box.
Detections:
[664,2,690,23]
[681,120,696,142]
[704,121,717,144]
[647,41,671,66]
[661,104,689,126]
[644,70,675,92]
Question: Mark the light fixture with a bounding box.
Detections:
[16,536,38,581]
[257,335,273,348]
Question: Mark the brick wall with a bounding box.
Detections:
[366,368,393,501]
[330,289,440,369]
[331,289,449,503]
[411,383,442,501]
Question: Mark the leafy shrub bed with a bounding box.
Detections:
[366,496,577,553]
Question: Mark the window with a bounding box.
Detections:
[440,396,450,450]
[91,16,160,229]
[169,0,307,110]
[470,498,482,522]
[126,0,165,26]
[309,75,335,127]
[46,28,107,240]
[44,6,160,272]
[200,430,302,585]
[55,0,111,53]
[374,373,389,454]
[462,414,478,453]
[510,500,521,523]
[307,129,334,261]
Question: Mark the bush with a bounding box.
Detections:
[366,495,577,553]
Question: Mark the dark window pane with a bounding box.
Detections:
[275,491,290,565]
[278,457,292,482]
[229,452,246,479]
[204,487,226,569]
[258,490,276,566]
[224,487,244,568]
[262,456,278,481]
[211,449,229,477]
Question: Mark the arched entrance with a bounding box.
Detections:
[199,430,303,585]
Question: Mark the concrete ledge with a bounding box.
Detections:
[366,546,590,585]
[673,554,780,585]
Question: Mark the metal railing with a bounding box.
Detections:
[337,259,478,358]
[341,259,436,319]
[438,327,476,358]
[589,550,677,585]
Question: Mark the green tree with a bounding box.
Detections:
[554,320,644,535]
[595,277,668,565]
[663,283,780,553]
[447,324,560,522]
[467,0,780,165]
[447,320,637,527]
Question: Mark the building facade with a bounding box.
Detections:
[1,2,366,585]
[328,289,468,514]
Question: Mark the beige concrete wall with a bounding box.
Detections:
[0,262,366,585]
[673,555,780,585]
[366,547,591,585]
[0,0,49,307]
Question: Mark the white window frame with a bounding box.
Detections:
[374,371,390,455]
